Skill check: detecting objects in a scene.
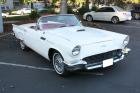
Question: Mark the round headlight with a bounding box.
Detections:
[72,46,81,56]
[123,36,129,46]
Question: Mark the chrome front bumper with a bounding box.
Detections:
[65,48,131,71]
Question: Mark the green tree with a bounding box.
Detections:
[52,0,59,4]
[20,0,34,4]
[0,0,6,4]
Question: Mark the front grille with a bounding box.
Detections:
[83,49,122,64]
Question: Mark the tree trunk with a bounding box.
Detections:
[44,0,47,7]
[0,5,3,33]
[60,0,67,14]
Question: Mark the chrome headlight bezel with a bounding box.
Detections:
[123,36,129,46]
[72,45,81,56]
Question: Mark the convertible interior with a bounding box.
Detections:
[30,22,66,30]
[41,22,66,29]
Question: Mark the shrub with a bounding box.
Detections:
[47,8,55,14]
[38,9,48,14]
[29,10,40,20]
[78,6,90,15]
[38,6,55,15]
[91,6,98,11]
[68,6,74,14]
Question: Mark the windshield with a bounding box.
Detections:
[114,6,125,11]
[38,15,81,29]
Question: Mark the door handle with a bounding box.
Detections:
[40,37,46,40]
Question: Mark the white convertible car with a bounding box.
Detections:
[13,14,130,75]
[83,6,132,24]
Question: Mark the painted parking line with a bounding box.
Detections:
[0,61,104,76]
[0,61,54,71]
[0,32,13,38]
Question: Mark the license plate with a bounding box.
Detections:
[103,58,113,68]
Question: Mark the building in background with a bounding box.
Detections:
[5,0,13,9]
[0,5,3,33]
[0,0,20,10]
[13,0,20,8]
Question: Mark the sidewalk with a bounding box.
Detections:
[0,32,12,38]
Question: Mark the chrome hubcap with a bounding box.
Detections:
[134,14,140,19]
[53,53,64,74]
[112,17,118,24]
[87,16,92,21]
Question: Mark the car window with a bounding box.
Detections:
[105,7,115,12]
[26,8,31,10]
[1,7,5,10]
[114,6,124,11]
[96,7,115,12]
[96,7,106,12]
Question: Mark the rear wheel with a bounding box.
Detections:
[111,16,119,24]
[86,15,93,22]
[52,52,68,76]
[133,13,140,20]
[20,40,29,51]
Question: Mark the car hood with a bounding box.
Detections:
[48,26,121,46]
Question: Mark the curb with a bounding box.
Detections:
[0,32,13,38]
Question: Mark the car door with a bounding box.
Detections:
[25,8,31,14]
[93,7,107,21]
[23,26,50,58]
[103,7,116,21]
[38,31,51,58]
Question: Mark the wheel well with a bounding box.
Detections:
[48,48,59,61]
[86,15,93,19]
[112,16,119,20]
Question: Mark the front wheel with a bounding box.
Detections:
[133,13,140,20]
[86,15,93,22]
[52,52,68,76]
[111,16,119,24]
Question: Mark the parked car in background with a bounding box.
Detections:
[16,8,31,15]
[13,14,130,76]
[2,13,8,18]
[36,7,48,13]
[83,6,132,24]
[131,4,140,20]
[1,6,9,11]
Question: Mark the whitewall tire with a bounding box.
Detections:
[86,15,93,22]
[111,16,119,24]
[52,52,67,76]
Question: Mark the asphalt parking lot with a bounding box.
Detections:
[0,20,140,93]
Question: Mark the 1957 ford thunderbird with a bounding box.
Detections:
[13,14,130,75]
